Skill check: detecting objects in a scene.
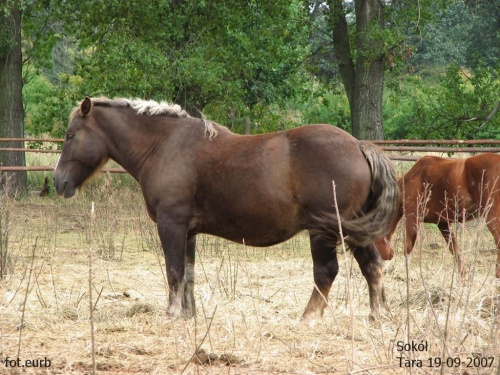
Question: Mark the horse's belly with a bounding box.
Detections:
[213,227,302,247]
[426,199,476,223]
[195,208,303,247]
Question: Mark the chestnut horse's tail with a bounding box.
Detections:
[313,141,399,248]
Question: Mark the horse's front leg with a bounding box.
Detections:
[182,234,196,317]
[437,222,465,278]
[157,213,190,318]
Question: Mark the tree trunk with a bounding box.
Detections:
[0,7,27,194]
[351,54,385,140]
[243,118,251,135]
[328,0,385,140]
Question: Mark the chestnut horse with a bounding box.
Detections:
[375,154,500,278]
[54,97,399,322]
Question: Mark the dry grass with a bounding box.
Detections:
[0,172,499,375]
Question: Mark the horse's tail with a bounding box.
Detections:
[313,141,400,248]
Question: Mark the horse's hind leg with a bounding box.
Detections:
[182,234,196,318]
[301,234,339,325]
[437,222,465,277]
[352,244,388,320]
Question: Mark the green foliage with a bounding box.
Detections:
[292,83,350,131]
[464,1,500,69]
[21,4,60,71]
[18,0,500,142]
[41,0,311,133]
[411,3,468,68]
[384,65,500,140]
[382,0,500,140]
[23,72,78,138]
[412,1,500,70]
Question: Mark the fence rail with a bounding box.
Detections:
[0,148,61,153]
[1,137,500,173]
[374,139,500,145]
[0,137,64,142]
[0,137,125,173]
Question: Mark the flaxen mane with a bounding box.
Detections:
[70,97,219,139]
[92,97,189,117]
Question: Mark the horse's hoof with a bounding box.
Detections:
[181,309,196,319]
[300,311,323,327]
[368,311,381,322]
[300,318,318,328]
[167,305,182,319]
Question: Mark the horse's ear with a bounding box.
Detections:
[80,97,92,117]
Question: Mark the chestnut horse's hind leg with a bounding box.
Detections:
[301,234,339,324]
[437,222,465,277]
[352,244,388,320]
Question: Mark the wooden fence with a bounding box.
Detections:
[0,137,126,173]
[2,137,500,173]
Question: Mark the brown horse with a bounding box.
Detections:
[375,154,500,278]
[53,97,399,322]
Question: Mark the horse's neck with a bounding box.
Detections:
[100,110,213,180]
[100,111,168,180]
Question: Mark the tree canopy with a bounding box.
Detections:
[23,0,310,136]
[11,0,500,142]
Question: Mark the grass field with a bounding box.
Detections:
[0,165,499,374]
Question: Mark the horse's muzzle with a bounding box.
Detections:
[53,176,77,198]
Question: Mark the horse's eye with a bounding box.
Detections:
[66,133,75,139]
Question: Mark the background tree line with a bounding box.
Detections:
[1,0,500,190]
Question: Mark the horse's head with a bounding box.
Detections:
[53,97,109,198]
